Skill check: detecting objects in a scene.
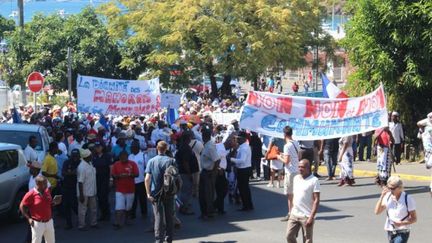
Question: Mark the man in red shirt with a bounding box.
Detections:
[112,150,139,229]
[20,175,61,243]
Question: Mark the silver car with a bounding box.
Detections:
[0,124,51,163]
[0,143,29,221]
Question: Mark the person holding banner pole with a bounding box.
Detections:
[338,136,355,186]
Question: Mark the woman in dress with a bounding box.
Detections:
[375,127,395,186]
[337,135,355,186]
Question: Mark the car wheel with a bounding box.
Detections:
[9,190,26,222]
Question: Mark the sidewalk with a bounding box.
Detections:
[318,161,432,182]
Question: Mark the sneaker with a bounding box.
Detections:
[280,215,290,222]
[267,183,274,188]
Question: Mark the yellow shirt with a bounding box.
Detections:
[41,154,58,188]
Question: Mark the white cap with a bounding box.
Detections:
[392,111,399,116]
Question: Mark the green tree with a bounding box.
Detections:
[344,0,432,140]
[0,8,148,94]
[0,15,15,40]
[101,0,325,97]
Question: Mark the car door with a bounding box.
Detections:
[0,150,21,212]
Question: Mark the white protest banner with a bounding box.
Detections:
[212,112,240,125]
[77,75,160,115]
[239,85,388,140]
[161,93,181,109]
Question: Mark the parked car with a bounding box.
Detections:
[0,124,51,163]
[0,143,29,221]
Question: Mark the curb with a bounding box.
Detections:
[317,166,431,182]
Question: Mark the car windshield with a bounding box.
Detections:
[0,131,43,151]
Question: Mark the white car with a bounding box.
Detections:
[0,143,29,221]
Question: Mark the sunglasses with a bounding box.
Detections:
[387,186,398,191]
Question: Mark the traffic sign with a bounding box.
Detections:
[27,72,44,93]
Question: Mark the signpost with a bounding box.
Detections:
[27,72,44,110]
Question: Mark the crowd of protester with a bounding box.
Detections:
[5,85,425,243]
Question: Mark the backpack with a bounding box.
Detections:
[159,161,182,199]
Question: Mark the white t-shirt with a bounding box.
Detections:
[291,174,320,218]
[382,192,416,231]
[129,152,146,184]
[77,160,97,197]
[283,140,300,174]
[24,145,38,163]
[216,143,228,170]
[58,142,68,156]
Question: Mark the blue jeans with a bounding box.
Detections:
[387,231,410,243]
[324,149,338,177]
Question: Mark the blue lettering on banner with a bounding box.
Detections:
[259,111,383,137]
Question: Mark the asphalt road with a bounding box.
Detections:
[1,175,431,243]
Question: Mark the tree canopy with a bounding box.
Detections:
[344,0,432,139]
[0,8,148,93]
[101,0,326,97]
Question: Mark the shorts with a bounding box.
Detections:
[115,192,134,211]
[283,172,297,195]
[270,159,284,171]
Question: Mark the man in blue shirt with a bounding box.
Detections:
[145,141,176,243]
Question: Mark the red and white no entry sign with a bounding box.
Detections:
[27,72,45,93]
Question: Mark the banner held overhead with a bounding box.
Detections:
[77,75,160,115]
[239,85,388,140]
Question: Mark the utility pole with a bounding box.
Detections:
[18,0,27,105]
[18,0,24,28]
[67,47,72,101]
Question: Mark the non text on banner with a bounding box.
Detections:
[239,85,388,140]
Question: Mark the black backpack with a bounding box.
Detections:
[159,160,182,199]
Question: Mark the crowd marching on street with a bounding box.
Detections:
[2,82,430,243]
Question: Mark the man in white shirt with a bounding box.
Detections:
[150,121,170,146]
[77,149,97,230]
[215,135,229,214]
[128,141,147,218]
[230,131,254,211]
[68,132,85,156]
[198,129,220,219]
[24,135,39,166]
[389,112,404,164]
[286,159,320,243]
[277,126,300,222]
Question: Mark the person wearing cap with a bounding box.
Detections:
[92,142,113,221]
[389,112,404,165]
[111,132,131,161]
[61,149,80,229]
[129,140,148,219]
[77,149,98,230]
[112,151,139,229]
[230,131,254,211]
